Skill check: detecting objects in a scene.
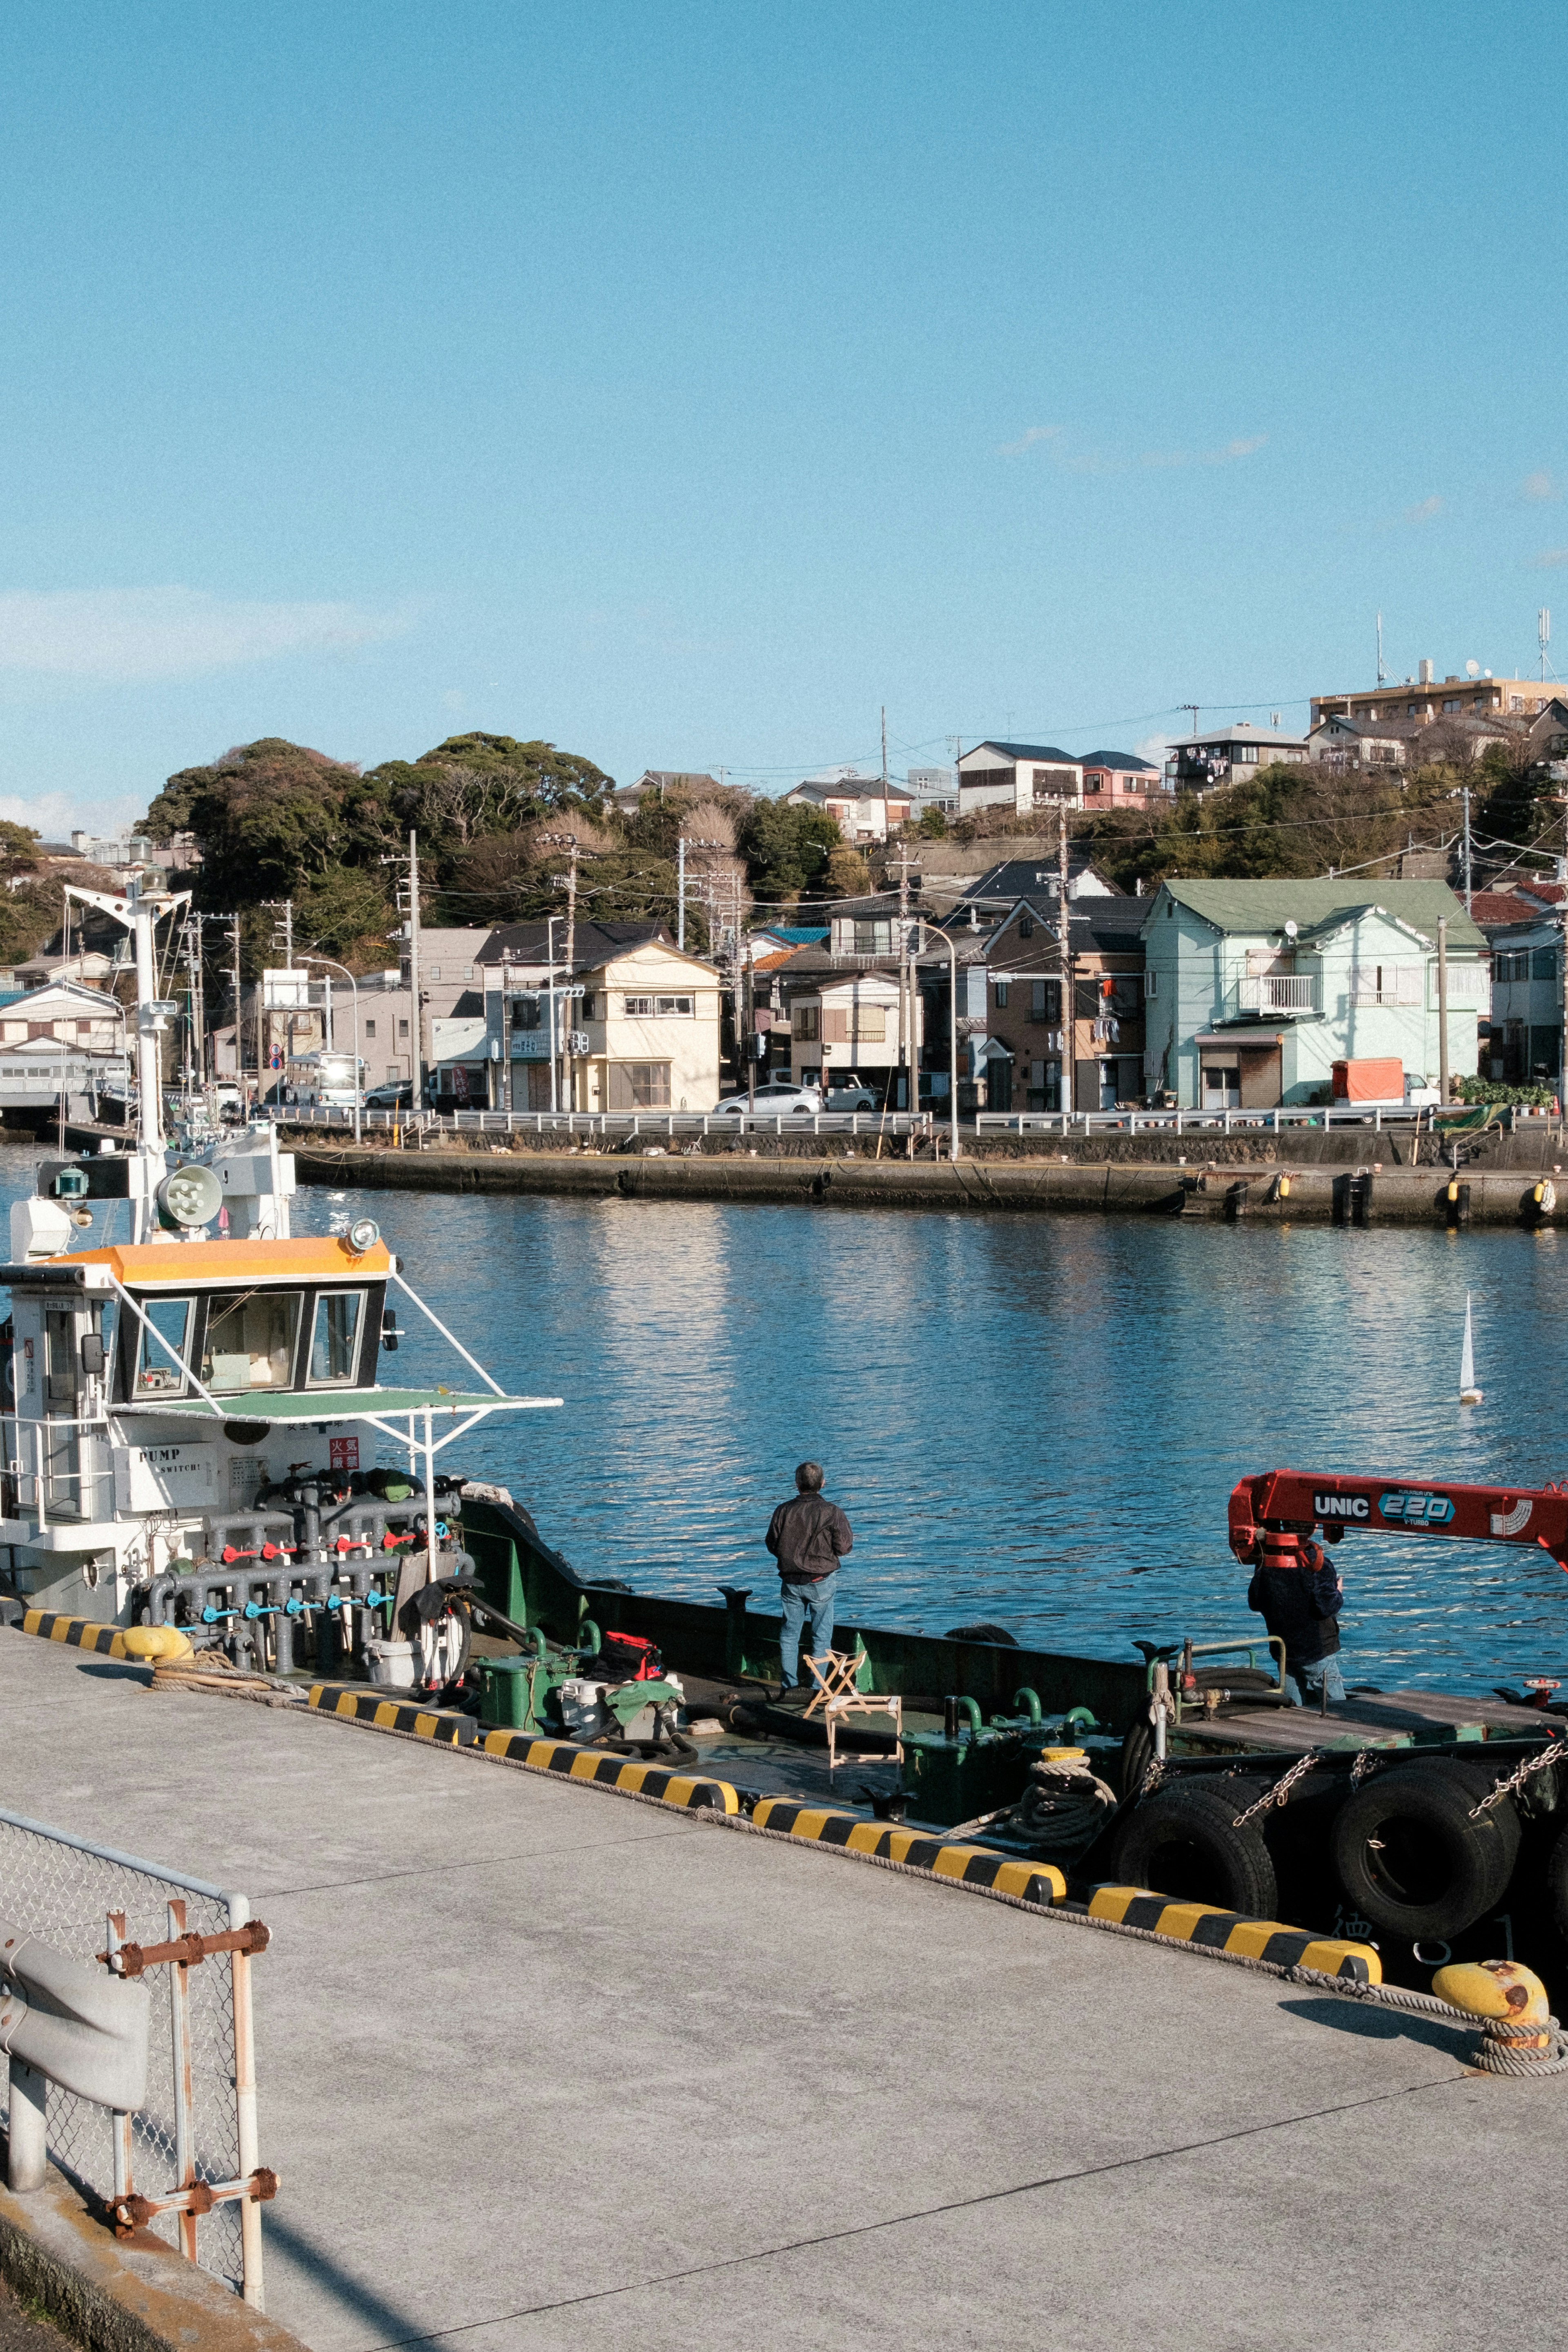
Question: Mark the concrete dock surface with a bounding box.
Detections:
[4,1629,1565,2352]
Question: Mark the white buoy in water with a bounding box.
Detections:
[1460,1291,1483,1405]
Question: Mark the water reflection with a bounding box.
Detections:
[6,1142,1568,1691]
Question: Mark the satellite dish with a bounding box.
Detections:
[1466,660,1480,677]
[1284,920,1298,939]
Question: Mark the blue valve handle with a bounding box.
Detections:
[200,1605,238,1624]
[327,1589,395,1612]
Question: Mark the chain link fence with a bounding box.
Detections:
[0,1809,256,2298]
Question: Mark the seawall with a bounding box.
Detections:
[286,1136,1564,1226]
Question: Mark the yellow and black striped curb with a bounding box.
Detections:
[1082,1884,1382,1981]
[475,1727,741,1812]
[751,1798,1068,1904]
[307,1684,740,1811]
[18,1609,131,1657]
[306,1683,480,1747]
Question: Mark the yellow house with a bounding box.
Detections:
[477,922,722,1113]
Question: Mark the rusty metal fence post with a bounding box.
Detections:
[0,1809,273,2308]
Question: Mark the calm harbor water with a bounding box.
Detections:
[10,1141,1568,1692]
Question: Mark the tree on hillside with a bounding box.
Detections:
[1075,760,1461,892]
[145,739,397,904]
[736,796,841,906]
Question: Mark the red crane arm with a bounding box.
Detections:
[1229,1469,1568,1571]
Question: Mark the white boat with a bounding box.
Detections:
[0,873,560,1686]
[1459,1292,1483,1405]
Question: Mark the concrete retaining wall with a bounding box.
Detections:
[289,1141,1563,1226]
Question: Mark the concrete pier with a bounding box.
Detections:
[4,1628,1566,2352]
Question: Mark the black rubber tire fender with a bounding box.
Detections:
[1544,1819,1568,1948]
[1108,1776,1279,1919]
[1118,1719,1154,1803]
[1330,1760,1520,1943]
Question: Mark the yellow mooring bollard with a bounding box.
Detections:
[120,1625,195,1662]
[1432,1960,1568,2077]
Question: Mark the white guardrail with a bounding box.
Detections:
[975,1104,1533,1137]
[274,1106,935,1140]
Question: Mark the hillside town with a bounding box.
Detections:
[4,671,1567,1133]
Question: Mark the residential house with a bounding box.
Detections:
[1307,715,1410,769]
[983,899,1149,1112]
[957,742,1084,818]
[0,980,125,1057]
[906,765,959,814]
[783,771,914,843]
[767,896,927,1107]
[1079,751,1167,809]
[951,853,1121,921]
[784,965,922,1104]
[1140,880,1489,1109]
[476,921,722,1112]
[1312,668,1561,725]
[1484,919,1561,1085]
[1165,725,1310,794]
[610,770,720,815]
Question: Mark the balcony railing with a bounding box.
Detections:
[1236,975,1319,1014]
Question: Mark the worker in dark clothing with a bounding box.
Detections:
[1246,1519,1346,1706]
[766,1462,853,1693]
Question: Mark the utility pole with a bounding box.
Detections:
[1057,796,1072,1115]
[677,836,686,951]
[1437,914,1450,1107]
[230,912,244,1104]
[1462,785,1473,912]
[408,832,423,1112]
[746,933,757,1112]
[1560,791,1568,1128]
[539,833,579,1110]
[898,837,912,1112]
[881,704,889,841]
[380,834,425,1108]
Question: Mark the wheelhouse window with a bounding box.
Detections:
[308,1290,365,1387]
[133,1296,194,1396]
[201,1289,302,1393]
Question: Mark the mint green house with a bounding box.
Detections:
[1138,881,1489,1108]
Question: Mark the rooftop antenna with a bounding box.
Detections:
[1541,607,1552,682]
[1376,612,1386,686]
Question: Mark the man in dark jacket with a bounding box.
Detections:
[766,1462,853,1693]
[1246,1520,1346,1706]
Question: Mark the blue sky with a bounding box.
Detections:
[2,0,1565,835]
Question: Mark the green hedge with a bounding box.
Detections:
[1453,1075,1556,1108]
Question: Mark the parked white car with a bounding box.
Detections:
[711,1082,825,1116]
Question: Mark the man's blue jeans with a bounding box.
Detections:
[1285,1654,1346,1708]
[780,1573,837,1690]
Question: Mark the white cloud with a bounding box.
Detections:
[0,587,409,683]
[1405,495,1443,523]
[1532,546,1568,569]
[1135,731,1173,763]
[1523,470,1557,503]
[997,425,1062,456]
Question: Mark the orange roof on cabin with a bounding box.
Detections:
[65,1236,392,1285]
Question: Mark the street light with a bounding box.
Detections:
[913,918,964,1163]
[302,953,362,1144]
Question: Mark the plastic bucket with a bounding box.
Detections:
[365,1639,419,1690]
